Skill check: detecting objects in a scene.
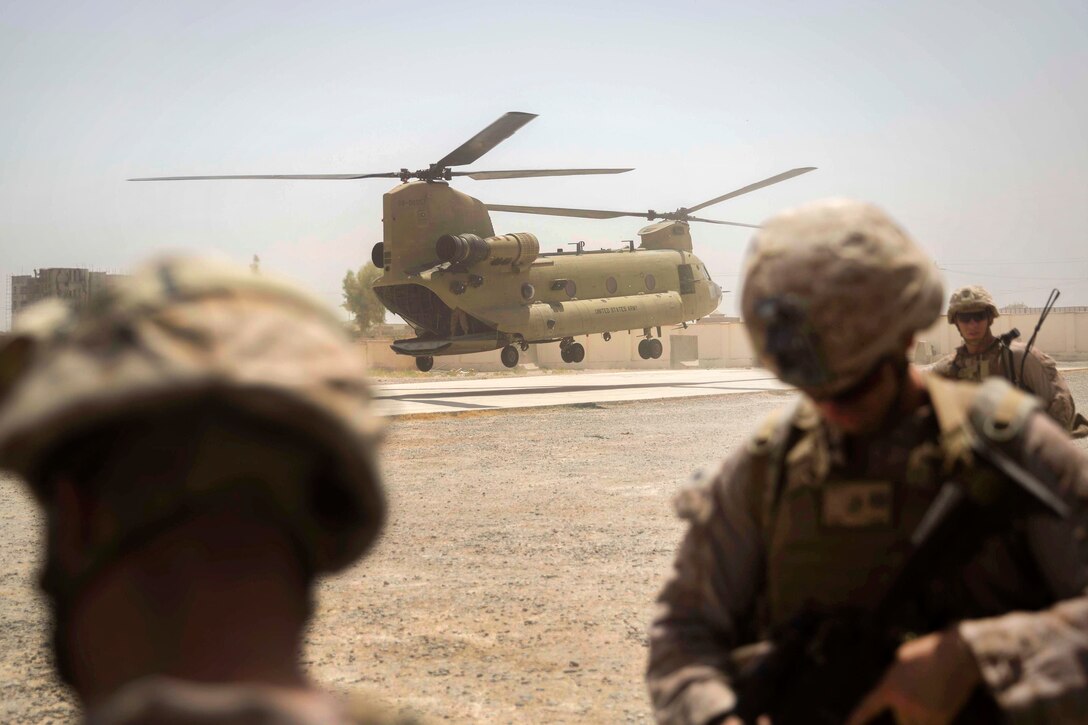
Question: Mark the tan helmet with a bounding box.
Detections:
[741,199,944,398]
[946,285,999,324]
[0,256,384,575]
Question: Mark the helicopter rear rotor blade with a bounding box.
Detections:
[460,168,633,180]
[485,203,646,219]
[685,167,817,214]
[128,173,400,181]
[485,203,759,228]
[434,112,538,169]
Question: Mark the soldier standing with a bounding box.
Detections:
[449,306,470,337]
[0,257,416,724]
[931,285,1087,436]
[646,200,1088,724]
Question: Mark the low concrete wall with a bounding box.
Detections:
[915,310,1087,362]
[360,310,1088,371]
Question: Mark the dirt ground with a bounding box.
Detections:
[3,371,1087,723]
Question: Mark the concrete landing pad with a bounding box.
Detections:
[372,368,793,416]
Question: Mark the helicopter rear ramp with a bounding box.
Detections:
[391,332,504,356]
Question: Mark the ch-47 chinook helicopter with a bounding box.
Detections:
[131,112,814,371]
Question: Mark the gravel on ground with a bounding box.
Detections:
[2,371,1087,723]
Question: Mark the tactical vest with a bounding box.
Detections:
[752,375,1055,630]
[946,340,1023,386]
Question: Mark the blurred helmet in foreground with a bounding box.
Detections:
[741,199,944,398]
[0,256,385,575]
[946,285,999,324]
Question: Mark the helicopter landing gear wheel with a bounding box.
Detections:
[569,342,585,364]
[559,337,575,363]
[501,345,519,368]
[415,355,434,372]
[638,338,663,360]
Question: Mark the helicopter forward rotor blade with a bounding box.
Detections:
[685,167,817,214]
[128,173,400,181]
[434,112,538,169]
[485,203,647,220]
[460,168,633,180]
[685,215,761,229]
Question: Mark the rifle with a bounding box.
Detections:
[997,328,1020,387]
[730,455,1068,725]
[1017,288,1060,388]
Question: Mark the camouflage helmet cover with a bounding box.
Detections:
[0,256,384,574]
[947,285,1000,324]
[741,199,944,397]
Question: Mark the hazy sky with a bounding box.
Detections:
[2,0,1086,327]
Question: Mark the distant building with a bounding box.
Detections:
[10,268,127,323]
[367,322,413,339]
[1000,303,1088,315]
[696,313,741,324]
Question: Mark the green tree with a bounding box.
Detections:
[342,262,385,335]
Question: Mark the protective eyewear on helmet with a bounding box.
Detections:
[755,296,831,388]
[955,310,989,324]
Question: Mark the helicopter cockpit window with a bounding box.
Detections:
[645,274,656,291]
[606,276,618,295]
[678,265,695,295]
[565,280,577,298]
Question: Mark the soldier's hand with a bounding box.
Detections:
[845,628,982,725]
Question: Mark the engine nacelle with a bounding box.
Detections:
[435,232,540,268]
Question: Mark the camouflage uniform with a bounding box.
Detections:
[932,285,1085,435]
[646,200,1088,724]
[0,257,418,724]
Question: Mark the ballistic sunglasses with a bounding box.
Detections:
[955,310,990,324]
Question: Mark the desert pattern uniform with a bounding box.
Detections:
[648,379,1088,724]
[0,257,421,725]
[932,285,1084,435]
[646,200,1088,724]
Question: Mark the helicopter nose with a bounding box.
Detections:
[711,282,722,306]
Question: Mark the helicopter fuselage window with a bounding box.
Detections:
[645,274,656,291]
[606,276,618,295]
